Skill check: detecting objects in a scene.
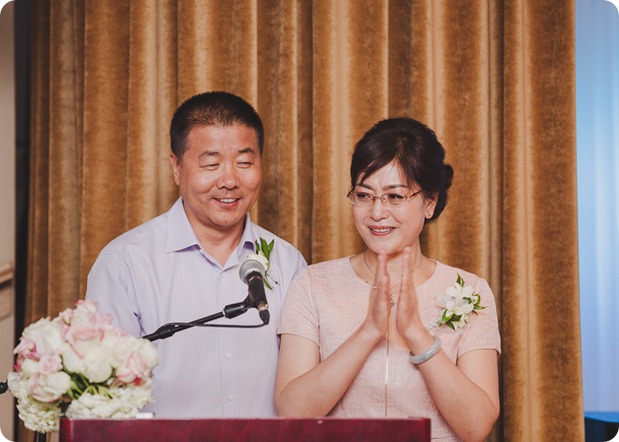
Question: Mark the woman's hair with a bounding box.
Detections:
[349,117,454,222]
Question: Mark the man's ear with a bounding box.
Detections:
[170,153,180,185]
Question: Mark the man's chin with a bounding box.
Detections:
[207,213,247,231]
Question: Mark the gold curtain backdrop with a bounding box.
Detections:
[25,0,582,440]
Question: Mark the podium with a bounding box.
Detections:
[60,417,431,441]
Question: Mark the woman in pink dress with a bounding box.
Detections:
[275,117,501,441]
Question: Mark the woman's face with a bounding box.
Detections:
[351,160,437,256]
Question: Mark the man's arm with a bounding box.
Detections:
[85,253,142,337]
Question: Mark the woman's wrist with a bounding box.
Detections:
[402,325,431,346]
[409,335,441,365]
[357,321,386,345]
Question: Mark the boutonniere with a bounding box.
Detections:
[248,238,275,290]
[427,274,486,331]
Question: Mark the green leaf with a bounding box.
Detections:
[266,239,275,257]
[254,237,276,289]
[456,274,464,286]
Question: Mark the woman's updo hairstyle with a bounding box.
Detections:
[349,117,454,222]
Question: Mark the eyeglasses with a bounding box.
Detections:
[347,189,423,208]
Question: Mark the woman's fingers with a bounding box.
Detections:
[366,251,390,333]
[375,251,389,296]
[398,248,412,305]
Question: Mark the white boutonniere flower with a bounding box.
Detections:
[248,238,275,290]
[427,274,486,331]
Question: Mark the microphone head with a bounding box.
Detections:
[239,258,266,282]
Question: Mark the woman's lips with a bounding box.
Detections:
[368,226,394,235]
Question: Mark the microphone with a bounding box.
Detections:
[239,258,270,325]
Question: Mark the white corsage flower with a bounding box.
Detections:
[427,274,486,331]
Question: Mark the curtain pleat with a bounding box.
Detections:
[48,0,83,315]
[27,0,51,326]
[255,0,314,256]
[24,1,583,440]
[126,0,174,224]
[501,1,582,439]
[80,0,131,297]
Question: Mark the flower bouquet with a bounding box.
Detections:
[7,300,158,433]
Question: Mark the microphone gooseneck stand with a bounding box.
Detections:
[146,257,272,342]
[143,297,267,342]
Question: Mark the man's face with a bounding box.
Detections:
[170,124,262,238]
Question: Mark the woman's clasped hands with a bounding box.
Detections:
[365,247,436,356]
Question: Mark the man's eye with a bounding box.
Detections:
[387,193,406,201]
[238,162,253,168]
[204,164,219,169]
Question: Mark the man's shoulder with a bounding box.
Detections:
[99,211,169,256]
[249,222,303,257]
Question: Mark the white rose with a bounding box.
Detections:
[22,318,65,355]
[82,347,113,383]
[7,371,27,399]
[29,371,71,402]
[19,358,40,377]
[60,343,86,373]
[105,333,136,369]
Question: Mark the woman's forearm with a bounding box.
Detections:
[275,324,383,416]
[416,349,500,441]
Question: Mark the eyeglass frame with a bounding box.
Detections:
[346,188,424,208]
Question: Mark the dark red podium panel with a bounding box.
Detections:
[60,417,430,442]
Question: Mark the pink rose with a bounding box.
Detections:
[14,338,37,360]
[64,323,103,358]
[115,340,158,385]
[28,372,71,402]
[38,354,63,374]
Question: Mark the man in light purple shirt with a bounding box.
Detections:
[86,92,306,418]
